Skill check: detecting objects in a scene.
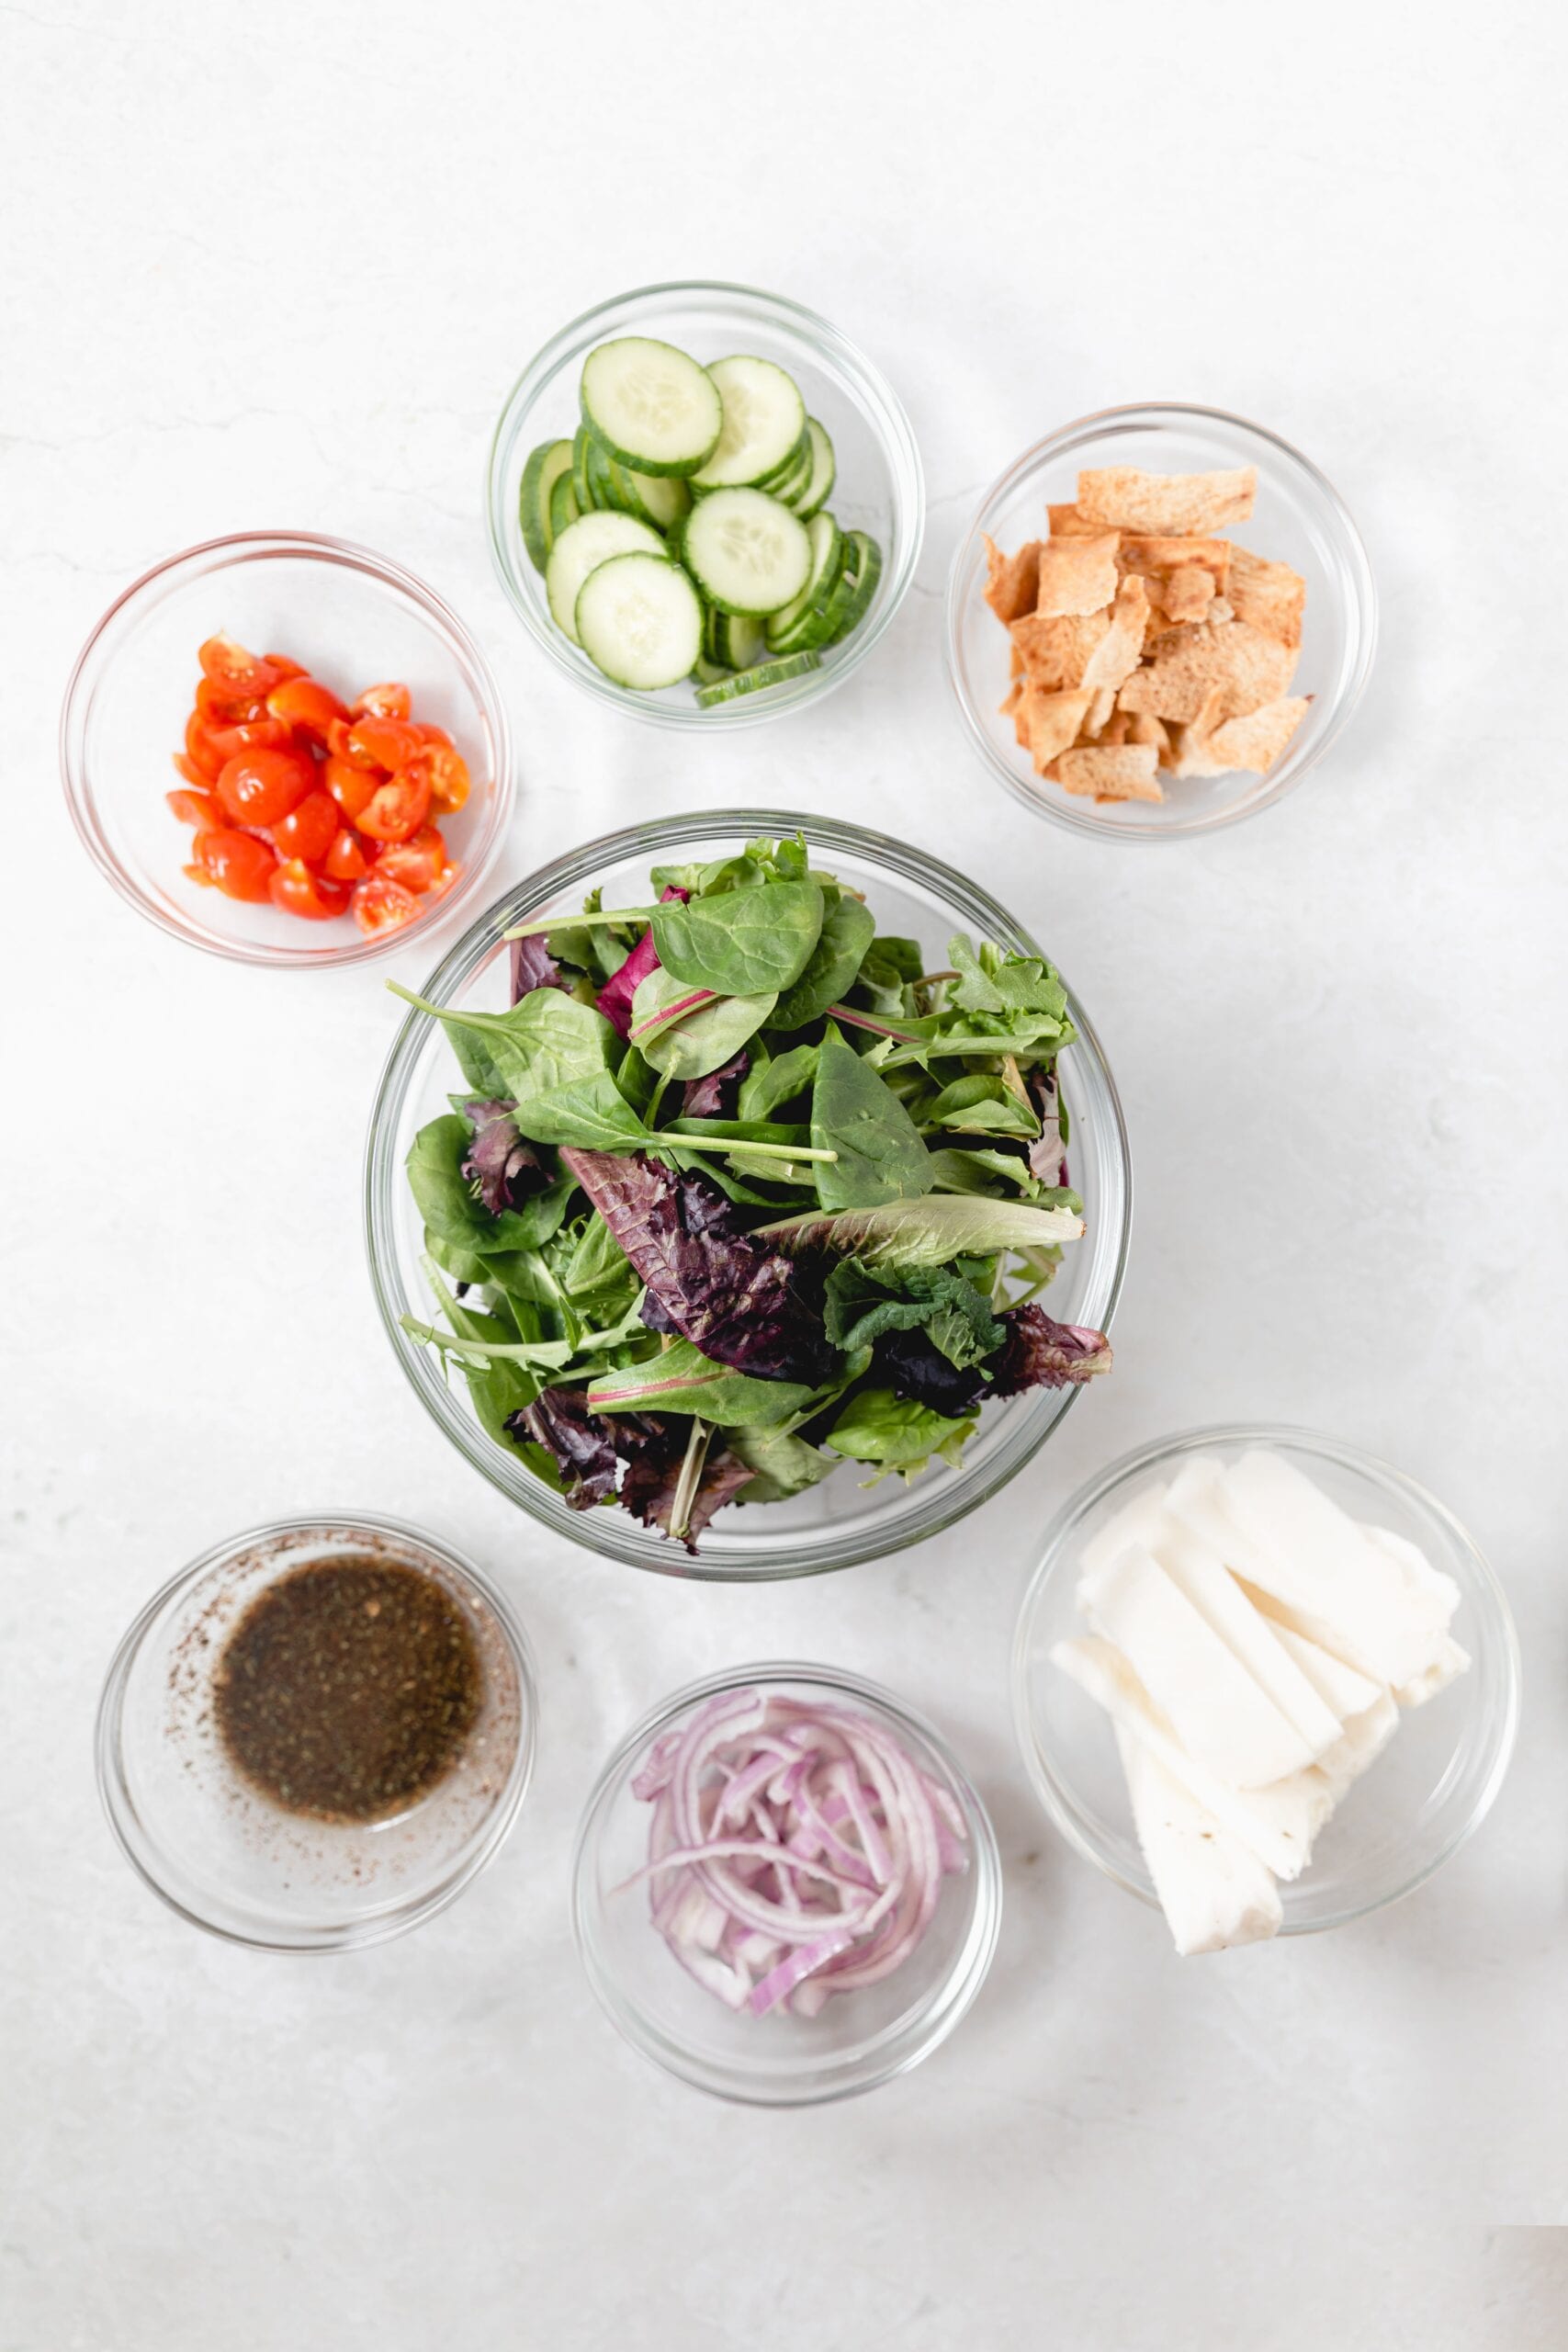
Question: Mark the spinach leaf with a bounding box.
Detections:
[760,1193,1084,1269]
[852,933,924,1016]
[922,1072,1040,1138]
[926,1147,1044,1198]
[408,1116,572,1255]
[509,1072,650,1154]
[727,1424,835,1503]
[822,1260,1003,1370]
[738,1042,818,1122]
[562,1216,633,1300]
[390,985,620,1102]
[629,967,778,1079]
[651,879,825,995]
[825,1388,977,1472]
[587,1341,822,1427]
[772,894,876,1029]
[810,1023,934,1211]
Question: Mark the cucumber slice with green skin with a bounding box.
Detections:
[681,487,812,617]
[754,426,811,490]
[693,653,732,686]
[545,511,664,643]
[824,530,884,644]
[520,439,575,572]
[763,511,844,651]
[694,651,822,707]
[757,437,813,509]
[790,418,837,519]
[580,337,723,478]
[704,605,765,670]
[547,469,581,544]
[573,427,618,512]
[690,356,808,491]
[575,553,704,691]
[604,458,691,533]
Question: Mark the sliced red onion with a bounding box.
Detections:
[623,1688,969,2018]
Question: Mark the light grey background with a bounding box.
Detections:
[4,1,1564,2343]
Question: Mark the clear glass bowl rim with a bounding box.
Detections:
[363,807,1133,1581]
[60,527,516,967]
[95,1508,539,1952]
[484,278,924,730]
[1009,1420,1521,1932]
[943,399,1379,842]
[570,1658,1004,2106]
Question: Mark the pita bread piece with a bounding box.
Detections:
[1033,531,1121,617]
[1182,695,1312,775]
[1079,573,1148,695]
[1010,605,1111,693]
[1076,466,1258,536]
[1115,617,1299,725]
[1046,503,1101,537]
[1117,535,1232,604]
[1226,545,1306,647]
[1019,686,1095,772]
[1055,742,1163,802]
[983,534,1043,624]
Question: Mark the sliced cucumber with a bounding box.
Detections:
[604,458,691,533]
[690,356,808,491]
[681,487,812,616]
[576,554,704,691]
[547,469,581,544]
[545,511,664,643]
[581,337,722,478]
[694,651,822,707]
[694,653,732,686]
[520,439,575,572]
[704,605,765,670]
[754,428,811,492]
[764,511,844,651]
[824,530,883,644]
[790,418,837,519]
[572,426,617,513]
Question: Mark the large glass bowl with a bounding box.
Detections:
[61,531,514,966]
[946,403,1377,841]
[1011,1425,1519,1936]
[365,812,1131,1580]
[571,1663,1002,2106]
[486,282,922,729]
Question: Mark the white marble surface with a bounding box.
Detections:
[5,1,1566,2341]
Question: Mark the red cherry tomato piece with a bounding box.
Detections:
[195,827,277,901]
[206,715,295,759]
[346,715,423,772]
[352,682,412,721]
[322,828,369,884]
[216,745,316,828]
[263,652,306,681]
[351,872,423,935]
[375,823,448,893]
[355,769,432,842]
[197,635,284,701]
[172,752,215,789]
[184,711,226,784]
[326,714,382,769]
[166,786,225,831]
[405,744,469,814]
[265,675,347,736]
[269,857,350,921]
[323,755,379,820]
[413,720,453,749]
[271,787,339,865]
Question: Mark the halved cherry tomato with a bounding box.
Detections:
[198,635,284,701]
[172,752,214,790]
[323,755,379,820]
[322,827,369,884]
[269,858,350,920]
[355,769,432,842]
[326,714,381,769]
[264,652,306,681]
[376,822,448,893]
[412,720,453,749]
[271,787,339,865]
[351,872,422,936]
[184,711,226,784]
[166,786,225,831]
[352,682,412,721]
[265,675,347,736]
[346,715,423,771]
[194,826,277,901]
[403,744,469,814]
[216,744,315,828]
[207,715,295,759]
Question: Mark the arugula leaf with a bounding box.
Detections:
[773,894,876,1029]
[926,1147,1046,1198]
[825,1388,977,1474]
[408,1116,572,1255]
[947,933,1070,1019]
[822,1260,1003,1369]
[922,1072,1040,1137]
[587,1341,822,1427]
[651,879,825,995]
[738,1042,818,1122]
[629,967,778,1079]
[760,1193,1084,1269]
[810,1023,934,1211]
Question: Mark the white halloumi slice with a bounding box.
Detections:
[1262,1615,1384,1720]
[1051,1637,1334,1880]
[1213,1451,1455,1688]
[1114,1724,1282,1957]
[1392,1634,1471,1708]
[1079,1540,1323,1786]
[1356,1525,1468,1702]
[1153,1521,1345,1759]
[1314,1689,1401,1804]
[1079,1479,1174,1578]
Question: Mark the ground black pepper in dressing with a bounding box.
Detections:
[212,1555,481,1822]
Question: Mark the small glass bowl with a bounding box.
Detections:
[96,1512,536,1951]
[486,280,923,729]
[571,1664,1002,2105]
[61,531,514,965]
[1011,1425,1519,1935]
[946,403,1377,841]
[365,810,1131,1582]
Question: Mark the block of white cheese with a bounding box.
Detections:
[1079,1479,1182,1578]
[1262,1615,1385,1720]
[1154,1520,1346,1760]
[1359,1527,1470,1703]
[1314,1688,1401,1804]
[1078,1540,1326,1787]
[1052,1636,1333,1880]
[1114,1725,1282,1956]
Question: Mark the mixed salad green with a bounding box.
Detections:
[395,836,1111,1551]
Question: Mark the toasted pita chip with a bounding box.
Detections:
[1010,641,1024,681]
[983,534,1043,625]
[1000,680,1023,721]
[1208,596,1235,626]
[1033,531,1121,617]
[1046,502,1101,537]
[1158,565,1217,624]
[1019,686,1095,771]
[1076,465,1258,536]
[1199,695,1311,775]
[1010,606,1111,692]
[1079,573,1148,695]
[1081,686,1117,738]
[1125,709,1170,761]
[1117,535,1231,601]
[1226,545,1306,647]
[1114,618,1299,724]
[1056,742,1163,802]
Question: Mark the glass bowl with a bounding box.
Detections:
[96,1512,536,1951]
[486,281,922,729]
[1011,1425,1519,1936]
[571,1663,1001,2105]
[61,531,514,965]
[365,810,1131,1581]
[946,403,1377,841]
